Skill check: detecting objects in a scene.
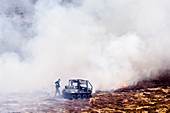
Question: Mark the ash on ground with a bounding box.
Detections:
[0,73,170,113]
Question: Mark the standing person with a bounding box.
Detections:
[55,79,61,96]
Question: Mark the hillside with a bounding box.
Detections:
[1,72,169,112]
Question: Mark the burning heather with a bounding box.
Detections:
[0,0,170,112]
[0,71,170,112]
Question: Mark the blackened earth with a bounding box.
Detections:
[0,72,170,113]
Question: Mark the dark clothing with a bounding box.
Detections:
[55,80,61,96]
[55,80,60,88]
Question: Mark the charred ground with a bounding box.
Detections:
[0,71,170,113]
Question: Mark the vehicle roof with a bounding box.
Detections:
[69,79,88,82]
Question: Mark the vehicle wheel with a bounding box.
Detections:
[77,94,81,99]
[82,94,87,99]
[88,94,92,98]
[71,95,76,100]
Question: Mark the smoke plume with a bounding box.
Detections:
[0,0,170,93]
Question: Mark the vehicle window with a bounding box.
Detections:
[79,80,86,84]
[88,82,92,89]
[72,82,77,88]
[80,83,86,87]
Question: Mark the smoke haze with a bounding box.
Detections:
[0,0,170,93]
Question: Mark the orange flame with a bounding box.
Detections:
[117,81,128,89]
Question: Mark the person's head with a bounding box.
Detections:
[58,79,61,81]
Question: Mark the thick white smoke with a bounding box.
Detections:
[0,0,170,93]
